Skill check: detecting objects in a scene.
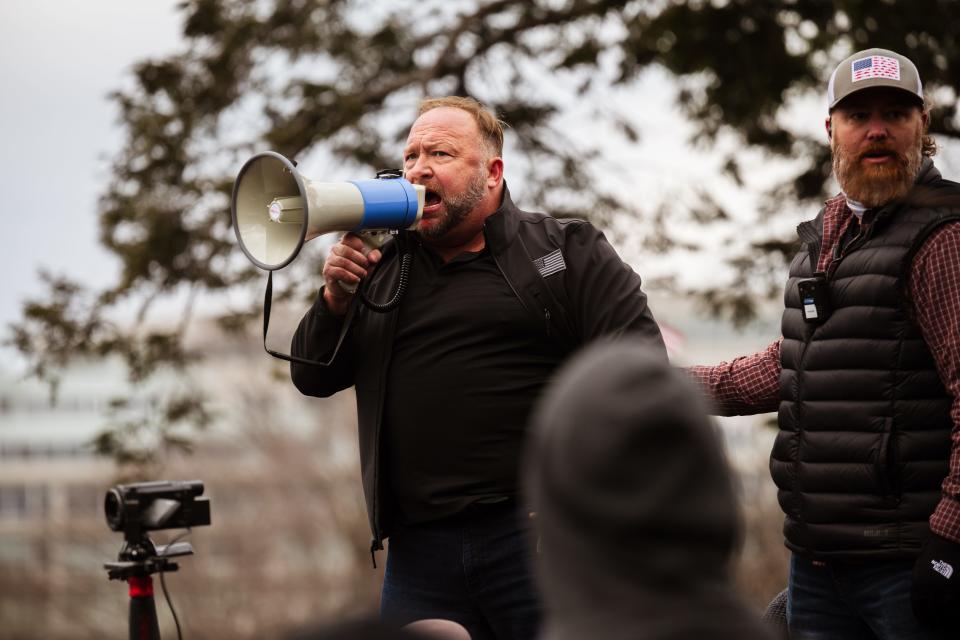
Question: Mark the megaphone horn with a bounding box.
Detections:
[231,151,425,271]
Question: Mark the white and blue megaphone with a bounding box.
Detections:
[232,151,426,366]
[231,151,425,271]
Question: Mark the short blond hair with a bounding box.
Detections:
[418,96,506,157]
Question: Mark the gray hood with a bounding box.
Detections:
[526,339,773,640]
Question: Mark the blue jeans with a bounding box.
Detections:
[788,553,949,640]
[380,502,540,640]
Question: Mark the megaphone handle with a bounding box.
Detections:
[262,270,356,367]
[338,230,393,294]
[338,280,359,295]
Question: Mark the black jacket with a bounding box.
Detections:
[290,186,665,548]
[772,159,960,559]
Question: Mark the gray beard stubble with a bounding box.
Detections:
[419,166,488,240]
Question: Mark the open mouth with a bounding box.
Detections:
[424,190,442,211]
[861,149,895,162]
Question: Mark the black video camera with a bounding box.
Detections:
[103,480,212,637]
[105,480,211,541]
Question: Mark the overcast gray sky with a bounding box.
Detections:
[0,1,718,374]
[0,0,182,368]
[13,1,946,379]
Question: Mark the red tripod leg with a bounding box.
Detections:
[127,575,161,640]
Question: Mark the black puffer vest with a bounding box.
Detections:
[771,160,960,559]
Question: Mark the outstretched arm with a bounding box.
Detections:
[686,340,782,416]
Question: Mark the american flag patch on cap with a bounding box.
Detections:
[851,55,900,82]
[533,249,566,277]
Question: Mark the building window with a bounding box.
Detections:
[67,484,102,517]
[0,484,48,521]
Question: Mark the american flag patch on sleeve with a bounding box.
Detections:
[851,55,900,82]
[533,249,566,277]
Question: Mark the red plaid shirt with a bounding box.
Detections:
[689,194,960,543]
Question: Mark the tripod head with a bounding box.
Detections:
[104,535,195,581]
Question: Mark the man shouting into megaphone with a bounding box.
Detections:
[290,96,666,640]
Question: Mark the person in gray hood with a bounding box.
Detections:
[525,339,774,640]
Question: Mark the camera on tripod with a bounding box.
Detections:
[104,480,212,640]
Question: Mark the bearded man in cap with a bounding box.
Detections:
[690,48,960,639]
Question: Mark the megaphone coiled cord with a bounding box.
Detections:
[359,250,412,313]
